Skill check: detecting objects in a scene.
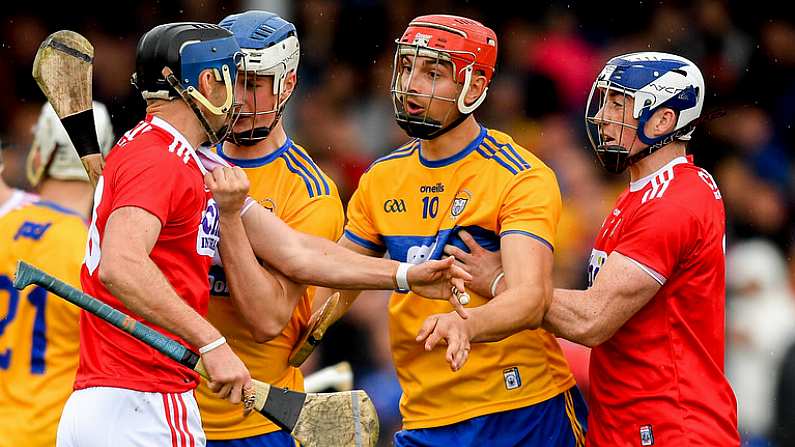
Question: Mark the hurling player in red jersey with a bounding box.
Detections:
[420,52,740,446]
[58,24,253,447]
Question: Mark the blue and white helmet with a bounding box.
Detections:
[585,52,705,173]
[220,11,300,146]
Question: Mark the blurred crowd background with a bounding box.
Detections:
[1,1,794,445]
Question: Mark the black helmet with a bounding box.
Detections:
[133,23,239,99]
[132,22,242,144]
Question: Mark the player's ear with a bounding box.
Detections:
[648,107,677,137]
[196,68,218,98]
[280,71,297,103]
[464,72,488,106]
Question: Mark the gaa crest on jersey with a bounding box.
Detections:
[451,189,472,218]
[259,197,276,214]
[587,249,608,288]
[197,198,220,257]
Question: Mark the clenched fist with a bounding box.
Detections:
[205,167,250,214]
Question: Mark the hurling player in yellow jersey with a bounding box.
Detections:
[0,102,114,447]
[314,15,588,446]
[196,11,345,447]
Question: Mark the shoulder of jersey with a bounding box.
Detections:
[638,162,722,209]
[475,129,548,176]
[365,139,421,173]
[9,201,87,230]
[110,122,198,169]
[365,129,547,177]
[279,142,336,199]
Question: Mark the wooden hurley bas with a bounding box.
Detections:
[32,30,104,186]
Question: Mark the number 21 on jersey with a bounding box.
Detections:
[0,275,48,374]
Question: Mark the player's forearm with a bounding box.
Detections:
[465,284,546,342]
[242,204,397,290]
[283,232,398,290]
[99,252,221,348]
[218,213,291,342]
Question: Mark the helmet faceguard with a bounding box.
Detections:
[220,11,300,146]
[585,52,705,174]
[391,15,497,140]
[132,23,245,146]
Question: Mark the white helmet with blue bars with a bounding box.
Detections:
[585,51,705,173]
[219,10,300,146]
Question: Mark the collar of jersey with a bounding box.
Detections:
[418,125,487,168]
[147,115,205,173]
[215,137,293,168]
[629,156,689,192]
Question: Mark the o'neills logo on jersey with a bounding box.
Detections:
[197,198,220,257]
[419,183,445,194]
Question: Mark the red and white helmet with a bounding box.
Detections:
[392,15,497,139]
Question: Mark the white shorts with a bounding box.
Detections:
[57,387,206,447]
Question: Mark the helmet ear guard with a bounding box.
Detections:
[162,64,241,146]
[185,64,235,116]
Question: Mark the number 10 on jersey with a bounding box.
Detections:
[422,196,439,219]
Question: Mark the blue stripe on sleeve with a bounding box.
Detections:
[500,230,554,252]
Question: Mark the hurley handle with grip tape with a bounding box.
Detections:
[12,260,380,446]
[13,260,201,370]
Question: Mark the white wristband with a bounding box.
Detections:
[199,336,226,355]
[489,271,505,298]
[395,262,411,291]
[240,197,257,217]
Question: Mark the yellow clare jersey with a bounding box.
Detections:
[196,138,344,440]
[0,201,87,447]
[345,126,575,429]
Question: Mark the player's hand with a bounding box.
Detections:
[80,153,105,188]
[205,167,250,215]
[407,256,472,318]
[444,230,503,298]
[416,311,471,372]
[201,343,252,405]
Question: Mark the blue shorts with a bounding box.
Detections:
[207,430,296,447]
[394,387,587,447]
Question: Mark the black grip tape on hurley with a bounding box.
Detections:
[60,109,101,158]
[260,387,308,432]
[182,349,201,370]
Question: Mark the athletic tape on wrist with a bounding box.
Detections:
[199,336,227,355]
[396,262,411,292]
[490,271,505,298]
